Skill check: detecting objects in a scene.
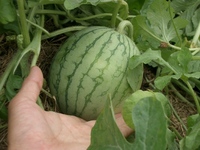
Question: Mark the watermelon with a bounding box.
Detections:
[49,26,140,120]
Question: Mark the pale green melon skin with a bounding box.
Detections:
[49,26,140,120]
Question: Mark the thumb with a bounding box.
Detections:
[115,113,133,137]
[9,66,43,105]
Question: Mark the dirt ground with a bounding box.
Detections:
[0,33,197,149]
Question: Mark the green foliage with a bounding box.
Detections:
[180,116,200,150]
[5,74,23,100]
[0,0,19,34]
[89,93,169,150]
[131,97,168,150]
[133,0,188,50]
[88,98,132,150]
[122,90,171,129]
[0,0,16,24]
[64,0,118,10]
[0,0,200,149]
[171,0,200,36]
[125,0,145,14]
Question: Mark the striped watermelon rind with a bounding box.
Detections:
[49,26,140,120]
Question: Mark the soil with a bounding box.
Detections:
[0,32,197,149]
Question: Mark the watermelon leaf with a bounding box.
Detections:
[179,118,200,150]
[129,49,177,74]
[5,73,23,100]
[122,90,171,130]
[171,0,200,36]
[87,97,132,150]
[127,63,143,92]
[166,129,179,150]
[125,0,145,14]
[63,0,129,19]
[64,0,118,10]
[187,114,200,130]
[0,0,16,24]
[131,97,168,150]
[154,74,181,90]
[88,92,169,150]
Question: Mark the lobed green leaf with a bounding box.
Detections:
[89,93,169,150]
[122,90,171,129]
[88,97,132,150]
[0,0,16,24]
[180,118,200,150]
[131,97,168,150]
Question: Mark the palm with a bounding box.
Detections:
[9,99,94,150]
[8,67,132,150]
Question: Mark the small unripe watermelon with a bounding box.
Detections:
[49,26,140,120]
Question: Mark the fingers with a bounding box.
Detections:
[11,66,43,103]
[115,113,133,137]
[85,113,132,137]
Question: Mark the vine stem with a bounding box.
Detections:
[169,126,183,140]
[17,0,30,47]
[185,81,200,114]
[172,79,192,96]
[165,87,188,131]
[31,15,45,66]
[169,83,194,107]
[26,19,49,35]
[67,11,123,22]
[167,95,187,131]
[36,10,67,16]
[111,0,122,28]
[117,20,133,40]
[0,52,21,91]
[192,56,200,60]
[168,0,182,46]
[42,26,87,40]
[191,21,200,48]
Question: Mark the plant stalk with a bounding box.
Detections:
[168,98,187,131]
[192,56,200,60]
[111,0,122,28]
[185,81,200,114]
[191,21,200,48]
[169,126,183,140]
[117,20,133,40]
[17,0,30,47]
[36,10,67,16]
[0,52,21,92]
[169,83,194,107]
[42,26,87,40]
[67,11,123,22]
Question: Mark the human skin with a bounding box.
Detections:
[7,66,132,150]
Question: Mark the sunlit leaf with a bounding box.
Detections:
[122,90,171,129]
[171,0,200,36]
[132,97,168,150]
[89,92,169,150]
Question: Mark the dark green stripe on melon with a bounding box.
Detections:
[49,26,140,120]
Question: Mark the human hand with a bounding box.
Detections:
[7,66,132,150]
